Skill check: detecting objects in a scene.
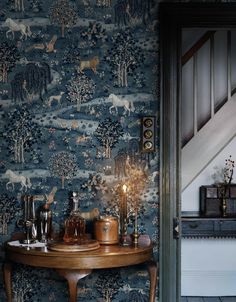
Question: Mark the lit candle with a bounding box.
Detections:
[120,184,129,244]
[122,184,127,219]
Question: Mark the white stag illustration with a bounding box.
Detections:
[108,93,135,116]
[4,169,32,192]
[5,18,32,40]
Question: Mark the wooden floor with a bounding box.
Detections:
[181,297,236,301]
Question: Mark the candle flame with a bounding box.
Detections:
[122,184,127,193]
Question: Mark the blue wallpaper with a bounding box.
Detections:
[0,0,159,301]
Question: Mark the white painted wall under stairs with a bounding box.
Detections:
[181,239,236,296]
[182,94,236,191]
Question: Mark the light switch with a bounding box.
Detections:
[141,116,155,153]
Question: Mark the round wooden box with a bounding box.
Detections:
[47,239,100,252]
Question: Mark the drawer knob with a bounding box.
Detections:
[189,223,198,229]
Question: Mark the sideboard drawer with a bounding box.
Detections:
[182,217,236,238]
[182,220,214,237]
[218,220,236,232]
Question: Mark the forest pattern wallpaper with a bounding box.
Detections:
[0,0,159,301]
[1,0,235,301]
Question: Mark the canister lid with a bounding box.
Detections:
[96,215,118,222]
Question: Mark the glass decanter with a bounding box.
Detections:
[63,192,86,244]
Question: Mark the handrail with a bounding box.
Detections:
[182,30,216,65]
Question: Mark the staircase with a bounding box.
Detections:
[181,30,236,190]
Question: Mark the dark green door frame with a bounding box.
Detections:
[159,3,236,302]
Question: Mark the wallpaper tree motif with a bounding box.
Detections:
[105,30,144,88]
[0,41,20,83]
[0,0,159,300]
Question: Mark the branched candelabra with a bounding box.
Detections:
[118,163,148,247]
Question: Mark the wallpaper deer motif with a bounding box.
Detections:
[0,0,159,301]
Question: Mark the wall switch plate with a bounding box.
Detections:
[140,116,156,153]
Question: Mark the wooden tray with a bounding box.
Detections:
[47,239,100,252]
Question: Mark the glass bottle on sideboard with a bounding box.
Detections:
[63,192,86,244]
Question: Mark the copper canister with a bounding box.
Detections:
[94,216,119,244]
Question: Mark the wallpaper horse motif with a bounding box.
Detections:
[4,169,32,192]
[5,17,32,40]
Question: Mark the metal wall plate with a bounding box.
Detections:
[141,116,156,153]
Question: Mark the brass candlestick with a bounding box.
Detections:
[20,195,37,244]
[219,185,228,217]
[132,207,139,247]
[222,197,227,217]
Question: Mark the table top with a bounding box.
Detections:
[4,241,154,270]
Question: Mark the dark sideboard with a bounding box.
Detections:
[181,212,236,238]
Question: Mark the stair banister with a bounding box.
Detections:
[182,30,235,189]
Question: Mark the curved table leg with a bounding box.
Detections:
[56,269,92,302]
[146,260,158,302]
[3,262,13,302]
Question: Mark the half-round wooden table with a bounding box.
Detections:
[3,241,158,302]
